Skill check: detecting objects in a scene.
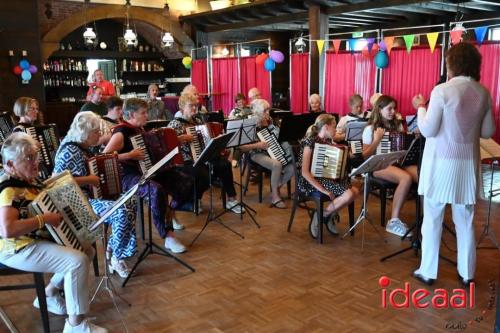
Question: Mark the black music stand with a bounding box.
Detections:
[223,118,259,227]
[341,151,406,250]
[121,148,195,287]
[277,113,318,144]
[190,133,242,246]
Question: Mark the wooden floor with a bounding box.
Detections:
[0,172,499,333]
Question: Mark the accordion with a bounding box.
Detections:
[23,124,60,179]
[311,143,348,180]
[349,140,363,155]
[87,153,122,200]
[0,112,14,145]
[186,122,225,162]
[257,127,291,166]
[376,131,408,155]
[28,171,100,252]
[131,127,183,174]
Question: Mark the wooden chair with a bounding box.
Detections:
[0,263,50,333]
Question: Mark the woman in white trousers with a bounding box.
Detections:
[412,42,496,286]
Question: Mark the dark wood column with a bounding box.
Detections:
[308,4,328,94]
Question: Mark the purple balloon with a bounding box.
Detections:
[28,65,38,74]
[269,50,284,64]
[379,40,387,52]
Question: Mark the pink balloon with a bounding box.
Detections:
[269,50,284,63]
[28,65,38,74]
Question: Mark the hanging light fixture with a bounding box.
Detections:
[82,0,97,46]
[295,37,306,53]
[123,0,137,47]
[161,2,174,48]
[221,47,229,56]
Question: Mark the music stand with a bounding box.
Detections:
[121,148,195,287]
[190,132,243,246]
[341,151,406,250]
[277,113,318,144]
[223,118,260,227]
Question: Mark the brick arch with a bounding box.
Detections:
[41,5,193,60]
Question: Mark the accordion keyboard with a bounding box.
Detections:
[131,134,153,174]
[257,128,290,166]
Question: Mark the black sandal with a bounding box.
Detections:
[270,199,287,209]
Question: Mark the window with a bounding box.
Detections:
[490,27,500,41]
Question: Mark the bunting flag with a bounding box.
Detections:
[384,36,394,55]
[348,39,356,54]
[316,40,325,54]
[367,38,375,53]
[332,39,341,53]
[474,26,488,46]
[426,32,439,53]
[450,30,463,45]
[403,34,415,53]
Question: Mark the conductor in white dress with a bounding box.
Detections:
[412,42,496,286]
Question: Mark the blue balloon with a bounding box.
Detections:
[264,58,276,72]
[21,70,32,81]
[374,51,389,69]
[19,59,30,70]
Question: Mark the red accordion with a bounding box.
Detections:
[131,127,183,174]
[186,122,226,161]
[87,153,122,200]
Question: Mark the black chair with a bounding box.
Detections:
[287,152,355,244]
[0,263,50,333]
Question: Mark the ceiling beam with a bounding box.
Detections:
[204,11,308,32]
[324,0,436,15]
[329,15,390,23]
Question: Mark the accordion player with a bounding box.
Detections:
[185,122,226,162]
[311,143,349,180]
[87,153,122,200]
[28,171,100,252]
[130,127,183,174]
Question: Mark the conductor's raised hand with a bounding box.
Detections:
[412,94,426,110]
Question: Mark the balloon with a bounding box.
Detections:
[13,66,22,75]
[182,56,192,66]
[378,40,387,52]
[19,59,30,70]
[255,53,268,65]
[269,50,284,63]
[185,63,192,70]
[264,58,275,72]
[374,51,389,69]
[21,70,32,81]
[28,65,38,74]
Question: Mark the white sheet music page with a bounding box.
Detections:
[480,138,500,160]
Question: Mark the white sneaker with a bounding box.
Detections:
[226,199,245,214]
[195,200,204,214]
[386,218,413,238]
[109,256,130,279]
[63,318,108,333]
[164,236,187,253]
[172,218,185,230]
[33,294,66,315]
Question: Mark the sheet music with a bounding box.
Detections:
[480,138,500,160]
[345,121,367,141]
[350,151,406,177]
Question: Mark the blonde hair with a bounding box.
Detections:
[181,84,198,96]
[65,111,101,143]
[248,87,261,100]
[178,93,198,110]
[369,93,383,108]
[305,114,336,138]
[1,132,38,164]
[348,94,363,108]
[13,97,37,118]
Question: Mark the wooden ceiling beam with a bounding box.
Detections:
[204,11,308,32]
[329,15,390,23]
[324,0,436,15]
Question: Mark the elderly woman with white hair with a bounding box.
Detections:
[53,112,137,278]
[240,99,294,209]
[146,83,173,121]
[0,132,108,333]
[309,94,323,113]
[12,96,41,132]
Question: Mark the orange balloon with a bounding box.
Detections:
[255,53,268,65]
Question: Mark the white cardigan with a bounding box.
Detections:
[417,76,496,204]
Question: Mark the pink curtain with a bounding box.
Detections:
[239,56,271,103]
[381,46,442,116]
[191,59,208,94]
[290,53,309,114]
[324,51,376,115]
[212,57,239,115]
[479,42,500,143]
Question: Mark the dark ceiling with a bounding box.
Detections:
[179,0,500,34]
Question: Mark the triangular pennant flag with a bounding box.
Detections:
[316,40,325,54]
[348,39,356,54]
[332,39,341,53]
[367,38,375,53]
[427,32,439,53]
[403,34,415,53]
[474,26,488,46]
[384,36,394,55]
[450,30,463,45]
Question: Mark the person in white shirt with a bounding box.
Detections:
[336,94,370,141]
[412,42,496,286]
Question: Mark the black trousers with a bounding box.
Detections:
[183,157,236,200]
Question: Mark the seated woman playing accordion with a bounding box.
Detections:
[298,114,359,234]
[103,98,191,254]
[53,112,137,278]
[0,132,108,333]
[167,93,243,214]
[361,95,418,238]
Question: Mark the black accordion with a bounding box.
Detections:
[23,124,60,179]
[256,127,291,166]
[0,112,14,146]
